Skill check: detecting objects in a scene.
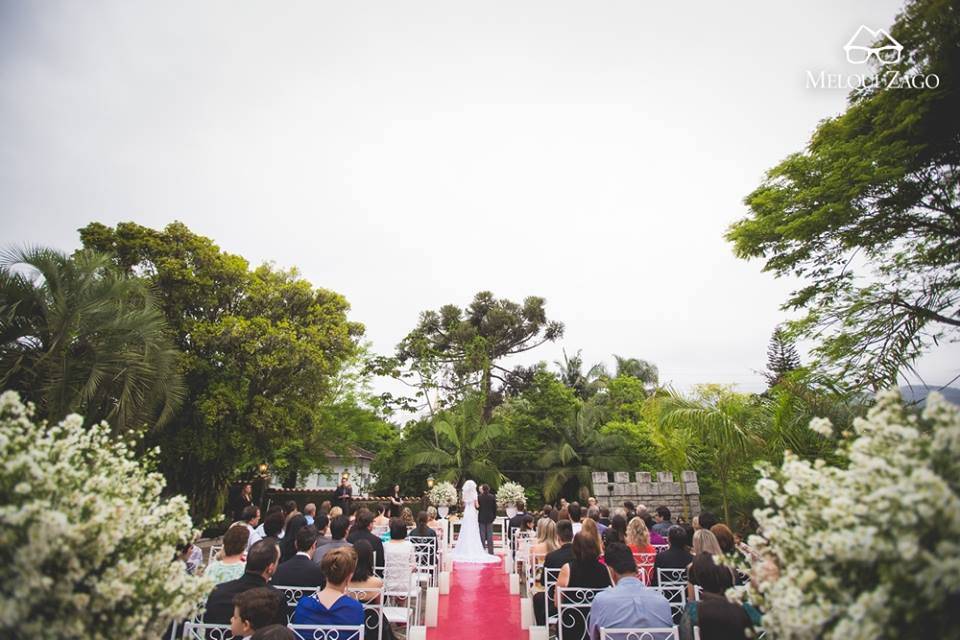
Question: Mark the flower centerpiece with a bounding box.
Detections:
[736,390,960,639]
[0,391,210,639]
[427,480,457,518]
[496,481,526,518]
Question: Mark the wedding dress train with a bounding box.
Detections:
[449,480,500,563]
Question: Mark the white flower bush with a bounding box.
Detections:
[496,481,526,508]
[0,391,210,639]
[427,481,458,507]
[743,390,960,639]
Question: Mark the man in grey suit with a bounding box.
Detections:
[477,483,498,555]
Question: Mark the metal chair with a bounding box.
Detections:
[556,586,608,640]
[600,627,680,640]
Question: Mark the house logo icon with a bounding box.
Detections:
[844,25,903,65]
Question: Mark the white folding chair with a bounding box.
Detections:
[347,586,386,640]
[206,544,223,566]
[273,585,319,622]
[652,584,686,623]
[600,626,680,640]
[382,545,421,628]
[408,536,439,588]
[182,621,233,640]
[656,567,687,586]
[556,586,608,640]
[289,623,365,639]
[632,552,657,584]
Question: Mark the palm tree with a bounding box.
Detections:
[400,394,505,487]
[662,386,760,524]
[0,247,183,433]
[554,349,606,400]
[612,355,659,387]
[538,403,627,502]
[641,396,699,517]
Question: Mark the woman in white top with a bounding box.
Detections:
[382,517,414,594]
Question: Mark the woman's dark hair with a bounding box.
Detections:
[389,517,407,540]
[393,484,400,494]
[602,526,622,548]
[351,539,375,582]
[283,500,298,515]
[710,524,736,553]
[610,514,628,541]
[414,511,431,535]
[378,502,388,515]
[681,523,695,548]
[571,531,601,562]
[263,510,285,537]
[251,625,296,640]
[667,525,687,547]
[521,514,535,531]
[688,552,735,594]
[641,513,656,531]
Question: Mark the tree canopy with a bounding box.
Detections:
[726,0,960,389]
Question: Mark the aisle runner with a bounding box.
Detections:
[428,561,524,640]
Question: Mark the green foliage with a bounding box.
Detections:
[765,325,802,389]
[0,247,183,433]
[395,291,564,417]
[79,221,362,518]
[726,0,960,390]
[554,349,605,400]
[399,393,505,488]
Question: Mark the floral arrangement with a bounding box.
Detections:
[0,391,210,638]
[738,390,960,639]
[427,480,458,507]
[496,481,526,508]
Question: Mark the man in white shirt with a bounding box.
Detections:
[569,503,583,535]
[236,505,263,553]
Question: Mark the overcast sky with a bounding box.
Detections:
[2,0,957,400]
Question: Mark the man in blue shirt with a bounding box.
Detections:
[588,542,673,640]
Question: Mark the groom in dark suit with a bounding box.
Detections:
[477,484,497,554]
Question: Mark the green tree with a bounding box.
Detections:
[395,291,564,419]
[400,393,505,487]
[554,349,605,400]
[612,355,659,388]
[0,247,182,433]
[764,326,802,389]
[663,385,761,524]
[640,396,699,518]
[538,403,627,502]
[79,222,362,518]
[726,0,960,390]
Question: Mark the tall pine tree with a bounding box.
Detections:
[766,326,802,388]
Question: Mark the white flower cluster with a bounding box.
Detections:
[496,481,526,508]
[427,481,458,507]
[0,391,210,639]
[743,390,960,639]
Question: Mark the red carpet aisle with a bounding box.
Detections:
[428,561,525,640]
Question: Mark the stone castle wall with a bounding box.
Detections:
[591,470,700,516]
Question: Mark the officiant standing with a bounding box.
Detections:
[334,476,352,512]
[477,484,497,554]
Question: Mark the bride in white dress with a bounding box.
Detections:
[449,480,500,563]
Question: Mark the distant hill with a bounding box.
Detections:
[899,385,960,407]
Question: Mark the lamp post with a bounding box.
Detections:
[423,476,435,513]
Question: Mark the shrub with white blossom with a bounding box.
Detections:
[496,481,526,509]
[427,481,458,507]
[743,390,960,639]
[0,391,210,639]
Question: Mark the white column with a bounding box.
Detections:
[425,587,439,627]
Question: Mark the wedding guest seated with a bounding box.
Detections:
[642,513,667,545]
[400,506,415,528]
[280,508,308,563]
[292,546,365,627]
[272,525,326,588]
[383,517,414,594]
[530,518,560,561]
[410,511,438,566]
[372,503,390,528]
[681,523,695,551]
[329,506,344,520]
[313,513,331,552]
[556,532,612,640]
[347,509,385,573]
[508,501,529,550]
[623,501,637,521]
[304,503,317,526]
[231,587,284,640]
[608,514,627,544]
[626,517,657,583]
[598,507,611,527]
[580,518,604,556]
[316,515,353,562]
[349,540,396,640]
[587,506,607,535]
[588,543,672,640]
[688,530,726,600]
[534,519,575,625]
[425,507,445,539]
[710,524,736,556]
[697,511,719,532]
[651,506,673,536]
[205,540,285,625]
[261,510,286,545]
[568,503,583,535]
[679,553,753,640]
[652,526,694,586]
[205,524,250,585]
[237,506,264,553]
